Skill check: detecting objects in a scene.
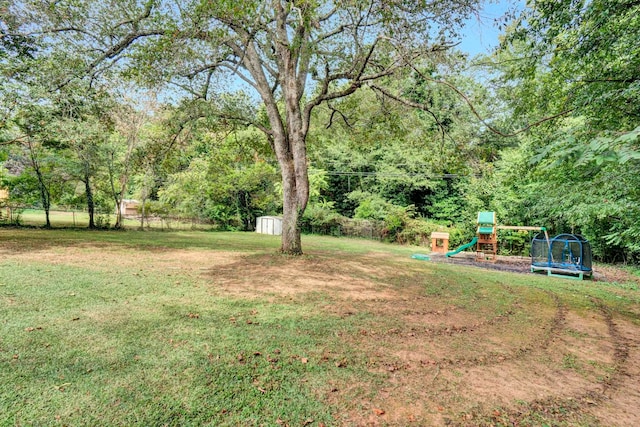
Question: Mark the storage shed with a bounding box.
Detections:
[255,216,283,235]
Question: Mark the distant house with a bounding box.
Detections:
[0,188,9,220]
[118,199,140,217]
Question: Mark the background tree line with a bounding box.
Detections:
[1,0,639,263]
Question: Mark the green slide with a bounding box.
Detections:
[445,236,478,257]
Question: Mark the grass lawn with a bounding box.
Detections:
[6,209,213,231]
[0,228,639,426]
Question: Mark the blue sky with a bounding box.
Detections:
[459,1,525,55]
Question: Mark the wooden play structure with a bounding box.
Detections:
[438,211,589,280]
[476,211,498,262]
[446,211,548,263]
[430,232,450,254]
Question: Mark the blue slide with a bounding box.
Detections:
[445,237,478,257]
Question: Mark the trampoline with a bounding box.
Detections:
[531,233,592,279]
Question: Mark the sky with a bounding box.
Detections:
[458,0,525,55]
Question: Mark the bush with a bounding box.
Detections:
[302,199,468,249]
[339,217,386,240]
[396,218,467,248]
[301,202,343,236]
[497,229,530,256]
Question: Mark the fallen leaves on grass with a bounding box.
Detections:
[54,383,71,392]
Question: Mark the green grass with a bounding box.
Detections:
[0,229,406,426]
[0,260,349,425]
[5,208,214,231]
[0,228,639,426]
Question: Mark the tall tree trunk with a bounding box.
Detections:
[258,107,308,254]
[239,5,311,254]
[274,131,309,255]
[107,151,124,228]
[140,195,146,230]
[278,92,309,254]
[28,141,51,228]
[84,170,95,229]
[280,160,302,254]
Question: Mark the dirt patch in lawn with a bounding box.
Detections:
[4,244,244,275]
[206,252,409,301]
[204,251,640,426]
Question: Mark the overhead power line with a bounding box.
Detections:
[311,170,478,179]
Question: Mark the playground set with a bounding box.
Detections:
[424,211,593,280]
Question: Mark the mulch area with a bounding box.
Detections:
[430,252,638,283]
[431,252,532,274]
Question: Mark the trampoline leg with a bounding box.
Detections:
[547,271,584,280]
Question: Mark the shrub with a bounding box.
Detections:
[396,218,466,248]
[301,202,343,236]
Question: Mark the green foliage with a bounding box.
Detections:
[300,201,343,237]
[472,0,640,262]
[159,128,279,230]
[509,0,640,130]
[396,218,466,248]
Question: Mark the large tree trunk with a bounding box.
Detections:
[240,2,311,254]
[272,115,309,255]
[257,93,309,254]
[280,158,304,255]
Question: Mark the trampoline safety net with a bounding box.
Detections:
[531,233,592,273]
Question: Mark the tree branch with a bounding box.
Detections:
[408,64,575,137]
[369,85,458,146]
[0,134,28,146]
[326,103,353,129]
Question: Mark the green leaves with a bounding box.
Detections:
[504,0,640,131]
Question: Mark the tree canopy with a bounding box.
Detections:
[3,0,487,253]
[1,0,639,263]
